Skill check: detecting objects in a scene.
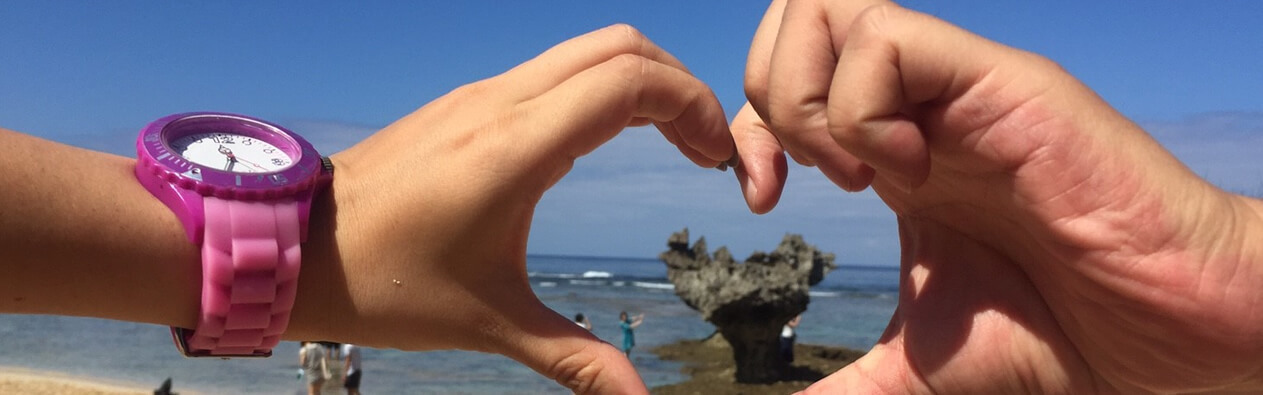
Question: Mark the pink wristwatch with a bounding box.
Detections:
[134,112,332,357]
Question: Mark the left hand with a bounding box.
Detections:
[291,24,734,394]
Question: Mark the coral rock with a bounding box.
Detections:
[660,228,836,383]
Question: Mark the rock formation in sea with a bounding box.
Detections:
[659,228,837,383]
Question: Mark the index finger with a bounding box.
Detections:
[500,24,694,102]
[522,54,733,172]
[764,0,888,191]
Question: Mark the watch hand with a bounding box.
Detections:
[235,157,271,171]
[220,145,239,171]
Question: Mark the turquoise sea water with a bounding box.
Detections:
[0,255,898,394]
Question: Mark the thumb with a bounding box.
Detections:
[499,303,647,394]
[731,102,788,214]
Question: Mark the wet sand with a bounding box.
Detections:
[0,367,153,395]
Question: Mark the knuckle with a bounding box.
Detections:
[1023,50,1070,77]
[423,80,494,118]
[787,149,816,167]
[850,4,905,38]
[597,23,649,54]
[765,111,823,166]
[448,79,490,100]
[547,346,606,393]
[605,53,647,77]
[825,107,862,143]
[765,106,813,137]
[611,23,648,46]
[744,74,768,107]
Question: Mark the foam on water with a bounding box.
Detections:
[0,255,898,394]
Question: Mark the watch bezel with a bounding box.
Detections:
[137,112,323,200]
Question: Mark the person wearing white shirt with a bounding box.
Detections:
[341,343,362,395]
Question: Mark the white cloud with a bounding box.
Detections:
[1142,112,1263,196]
[278,119,381,155]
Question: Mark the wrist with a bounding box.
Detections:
[285,155,354,343]
[131,113,335,356]
[1208,193,1263,391]
[105,157,205,329]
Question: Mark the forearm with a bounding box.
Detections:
[0,126,355,346]
[0,128,201,327]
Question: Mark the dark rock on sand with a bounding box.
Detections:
[651,333,864,394]
[659,229,837,383]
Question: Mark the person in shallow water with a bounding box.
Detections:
[574,313,592,331]
[619,311,645,356]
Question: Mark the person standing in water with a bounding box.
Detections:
[618,311,644,356]
[574,313,592,331]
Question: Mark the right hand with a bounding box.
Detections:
[735,1,1263,393]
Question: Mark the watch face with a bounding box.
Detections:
[169,132,293,174]
[136,112,325,198]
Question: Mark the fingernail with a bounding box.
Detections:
[744,178,762,213]
[715,152,740,172]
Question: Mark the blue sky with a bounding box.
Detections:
[3,1,1261,265]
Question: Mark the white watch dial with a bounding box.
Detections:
[169,132,293,174]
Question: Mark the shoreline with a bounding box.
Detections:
[0,366,159,395]
[649,333,866,394]
[0,335,865,395]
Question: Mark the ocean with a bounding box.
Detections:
[0,255,898,394]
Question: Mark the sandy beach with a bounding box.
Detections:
[0,367,155,395]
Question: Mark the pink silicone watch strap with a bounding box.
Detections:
[173,197,302,357]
